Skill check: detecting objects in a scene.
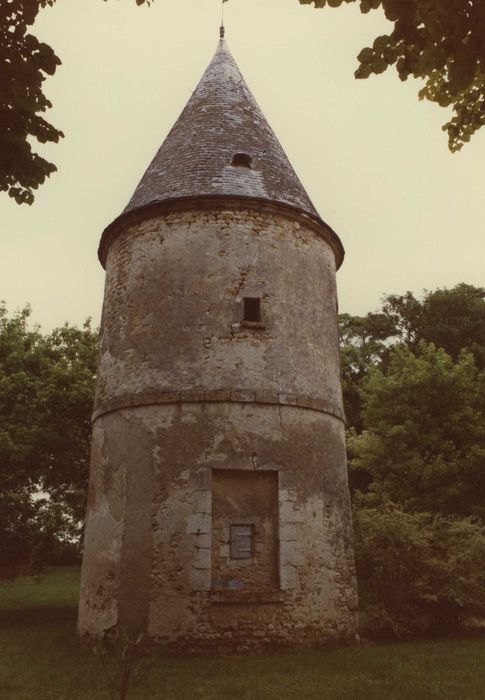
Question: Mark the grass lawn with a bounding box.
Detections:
[1,567,484,699]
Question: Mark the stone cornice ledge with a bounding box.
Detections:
[92,389,346,424]
[98,195,345,270]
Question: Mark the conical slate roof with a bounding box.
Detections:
[100,36,344,267]
[125,38,319,218]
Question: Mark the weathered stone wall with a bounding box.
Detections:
[79,402,357,648]
[78,207,358,650]
[94,208,343,420]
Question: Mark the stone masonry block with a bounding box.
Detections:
[280,541,304,567]
[193,491,211,514]
[279,523,297,542]
[279,502,305,523]
[279,564,298,590]
[219,544,230,558]
[231,390,255,403]
[205,390,231,402]
[254,390,278,404]
[278,471,296,490]
[194,533,211,549]
[194,547,211,569]
[189,567,211,592]
[194,468,211,490]
[281,489,298,503]
[180,390,205,402]
[278,393,298,406]
[186,513,211,535]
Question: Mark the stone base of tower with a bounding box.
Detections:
[78,402,358,651]
[149,602,358,654]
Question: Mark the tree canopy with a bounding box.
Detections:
[350,341,485,517]
[339,311,395,430]
[340,283,485,430]
[339,283,485,634]
[0,303,97,577]
[0,0,150,206]
[301,0,485,151]
[383,284,485,367]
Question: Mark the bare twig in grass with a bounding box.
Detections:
[92,628,157,700]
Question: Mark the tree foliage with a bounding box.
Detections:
[383,284,485,368]
[301,0,485,151]
[350,342,485,517]
[0,1,61,205]
[339,311,395,430]
[0,303,98,577]
[339,283,485,429]
[340,283,485,634]
[355,503,485,636]
[0,0,152,206]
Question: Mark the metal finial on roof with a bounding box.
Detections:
[220,0,227,39]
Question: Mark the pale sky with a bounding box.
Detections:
[2,0,484,331]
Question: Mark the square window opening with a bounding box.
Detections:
[243,297,261,323]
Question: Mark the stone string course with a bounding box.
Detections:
[92,388,346,423]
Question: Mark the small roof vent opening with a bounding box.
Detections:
[231,153,253,169]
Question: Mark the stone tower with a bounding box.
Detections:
[78,33,358,650]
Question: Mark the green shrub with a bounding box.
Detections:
[354,503,485,636]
